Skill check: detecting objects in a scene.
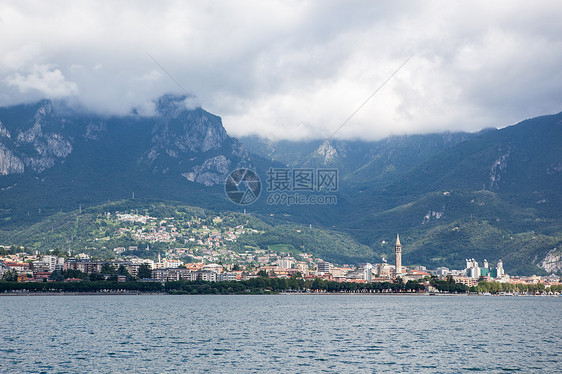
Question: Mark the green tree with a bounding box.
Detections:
[117,264,131,278]
[2,269,18,282]
[489,282,501,294]
[49,248,66,258]
[310,278,324,291]
[537,282,545,294]
[88,273,104,281]
[137,264,153,279]
[405,280,423,292]
[62,269,87,279]
[394,277,405,292]
[49,270,62,281]
[101,263,116,275]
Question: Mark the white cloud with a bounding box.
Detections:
[134,101,157,117]
[5,65,78,98]
[0,0,561,140]
[183,97,201,111]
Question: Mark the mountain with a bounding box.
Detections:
[0,200,373,265]
[1,96,561,275]
[240,132,475,186]
[241,112,562,275]
[0,94,253,222]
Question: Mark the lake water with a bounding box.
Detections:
[0,294,560,373]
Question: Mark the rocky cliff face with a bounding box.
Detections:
[489,147,511,190]
[139,94,251,186]
[150,95,228,154]
[0,102,73,174]
[539,248,562,274]
[0,143,24,175]
[0,95,252,186]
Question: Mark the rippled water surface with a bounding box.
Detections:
[0,294,560,373]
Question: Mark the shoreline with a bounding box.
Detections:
[1,291,557,297]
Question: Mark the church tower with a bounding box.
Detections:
[395,234,402,276]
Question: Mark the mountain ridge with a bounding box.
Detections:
[1,97,561,275]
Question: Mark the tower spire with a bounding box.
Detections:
[394,233,402,276]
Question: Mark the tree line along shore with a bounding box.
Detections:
[2,276,560,295]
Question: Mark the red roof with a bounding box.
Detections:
[406,270,431,276]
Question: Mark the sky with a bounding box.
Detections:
[1,0,561,141]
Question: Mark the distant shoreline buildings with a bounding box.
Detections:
[0,232,559,289]
[465,258,505,280]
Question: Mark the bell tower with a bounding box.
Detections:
[395,234,402,276]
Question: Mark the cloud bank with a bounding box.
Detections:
[1,0,561,140]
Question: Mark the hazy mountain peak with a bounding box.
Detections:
[155,93,201,118]
[314,140,339,164]
[0,95,249,186]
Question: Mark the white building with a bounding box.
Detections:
[202,263,223,273]
[364,263,373,282]
[277,258,295,269]
[42,255,65,271]
[317,261,332,274]
[497,260,504,277]
[374,262,394,278]
[190,270,218,282]
[129,258,156,269]
[466,259,480,279]
[219,272,238,281]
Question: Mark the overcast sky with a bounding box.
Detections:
[1,0,561,141]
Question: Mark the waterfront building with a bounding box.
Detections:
[31,261,51,273]
[295,261,308,273]
[497,260,504,277]
[466,259,480,279]
[128,258,155,269]
[375,262,393,278]
[435,267,450,277]
[63,259,103,274]
[465,258,507,280]
[317,261,332,274]
[153,268,191,282]
[364,263,373,282]
[278,258,295,269]
[154,254,183,269]
[190,269,218,282]
[344,267,368,280]
[452,275,479,287]
[403,269,431,282]
[219,272,239,281]
[202,263,223,273]
[41,255,65,271]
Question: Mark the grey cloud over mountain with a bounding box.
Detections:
[1,0,561,140]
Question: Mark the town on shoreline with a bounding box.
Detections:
[2,233,560,296]
[2,210,561,295]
